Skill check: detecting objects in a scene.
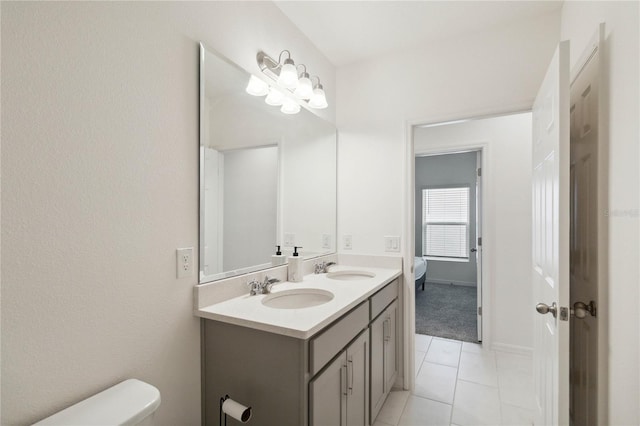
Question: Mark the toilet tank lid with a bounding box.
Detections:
[33,379,161,426]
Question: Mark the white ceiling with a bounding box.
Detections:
[275,1,563,67]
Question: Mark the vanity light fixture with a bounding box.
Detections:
[264,87,285,106]
[277,51,299,89]
[245,75,269,97]
[281,97,301,115]
[244,49,328,114]
[293,64,313,100]
[308,76,328,109]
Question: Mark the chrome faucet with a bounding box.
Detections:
[314,261,336,274]
[247,276,280,295]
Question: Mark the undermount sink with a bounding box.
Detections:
[326,270,376,281]
[262,289,334,309]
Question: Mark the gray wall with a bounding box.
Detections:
[415,151,478,286]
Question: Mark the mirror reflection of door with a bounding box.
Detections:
[203,145,279,275]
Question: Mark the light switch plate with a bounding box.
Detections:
[343,235,353,250]
[384,236,400,252]
[322,234,331,249]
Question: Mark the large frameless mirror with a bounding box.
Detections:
[199,43,337,283]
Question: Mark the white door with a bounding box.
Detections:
[532,41,570,426]
[569,25,603,426]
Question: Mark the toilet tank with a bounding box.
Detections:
[33,379,161,426]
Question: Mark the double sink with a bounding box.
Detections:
[196,265,402,339]
[261,270,376,309]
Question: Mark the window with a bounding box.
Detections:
[422,186,470,260]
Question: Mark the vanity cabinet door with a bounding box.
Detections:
[370,313,386,420]
[309,352,347,426]
[310,330,369,426]
[370,299,399,423]
[346,330,369,426]
[384,300,398,392]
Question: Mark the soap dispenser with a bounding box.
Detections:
[272,245,285,266]
[287,246,304,282]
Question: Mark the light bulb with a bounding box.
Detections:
[265,87,284,106]
[281,97,301,114]
[308,85,328,109]
[245,75,269,96]
[294,73,313,100]
[278,58,298,89]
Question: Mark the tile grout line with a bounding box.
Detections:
[395,391,412,426]
[448,341,462,426]
[416,336,433,377]
[403,335,432,424]
[494,350,505,426]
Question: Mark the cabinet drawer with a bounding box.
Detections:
[370,279,398,320]
[309,301,369,376]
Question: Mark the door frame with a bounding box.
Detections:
[402,102,532,390]
[414,150,484,339]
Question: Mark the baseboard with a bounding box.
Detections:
[491,342,533,356]
[425,278,476,287]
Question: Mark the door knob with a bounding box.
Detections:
[536,302,557,318]
[572,301,596,319]
[470,248,478,252]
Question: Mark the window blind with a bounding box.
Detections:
[422,187,469,259]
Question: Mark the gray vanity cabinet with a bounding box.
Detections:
[309,329,369,426]
[202,319,309,426]
[370,286,399,422]
[202,300,369,426]
[201,279,400,426]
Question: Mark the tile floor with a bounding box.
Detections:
[373,335,535,426]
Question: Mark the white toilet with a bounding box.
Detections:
[33,379,161,426]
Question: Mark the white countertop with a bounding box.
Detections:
[195,266,402,339]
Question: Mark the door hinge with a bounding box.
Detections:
[477,167,482,177]
[477,237,482,246]
[478,306,482,316]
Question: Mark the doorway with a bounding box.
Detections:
[414,150,481,343]
[403,110,536,417]
[405,110,535,393]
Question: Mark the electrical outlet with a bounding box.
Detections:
[284,233,295,246]
[343,235,352,250]
[176,247,194,278]
[322,234,331,249]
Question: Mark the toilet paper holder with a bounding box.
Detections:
[220,395,252,425]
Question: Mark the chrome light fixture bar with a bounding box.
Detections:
[246,50,328,113]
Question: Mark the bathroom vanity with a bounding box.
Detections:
[195,41,399,426]
[196,266,401,426]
